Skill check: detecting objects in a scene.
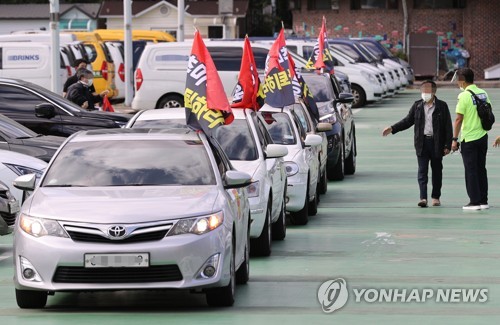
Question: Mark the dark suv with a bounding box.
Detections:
[0,78,130,137]
[301,71,356,181]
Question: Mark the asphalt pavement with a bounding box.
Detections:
[1,88,499,324]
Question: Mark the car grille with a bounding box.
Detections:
[1,213,16,226]
[67,229,169,244]
[53,265,183,283]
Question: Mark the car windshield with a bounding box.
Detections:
[131,118,187,129]
[42,140,216,187]
[258,112,296,145]
[0,114,36,139]
[302,75,334,103]
[213,119,258,161]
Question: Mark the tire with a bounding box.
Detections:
[236,219,250,284]
[250,205,272,257]
[15,289,47,309]
[309,176,319,216]
[328,143,345,181]
[271,198,286,240]
[206,240,235,307]
[290,183,309,226]
[318,167,328,195]
[345,132,357,175]
[156,94,184,109]
[351,84,366,108]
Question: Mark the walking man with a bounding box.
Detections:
[383,80,453,207]
[451,68,491,210]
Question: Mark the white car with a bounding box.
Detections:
[258,103,326,225]
[127,108,289,257]
[13,128,251,308]
[0,149,46,203]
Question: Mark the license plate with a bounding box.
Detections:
[84,253,149,268]
[9,201,20,214]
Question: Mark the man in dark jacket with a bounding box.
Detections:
[62,59,96,97]
[66,68,107,110]
[382,80,453,207]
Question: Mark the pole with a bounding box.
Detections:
[402,0,408,56]
[49,0,60,94]
[177,0,184,42]
[124,0,133,106]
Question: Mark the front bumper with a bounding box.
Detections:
[14,225,232,292]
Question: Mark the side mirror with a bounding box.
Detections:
[265,144,288,159]
[13,174,37,192]
[224,170,252,189]
[336,93,355,104]
[35,103,56,119]
[304,134,323,147]
[316,122,333,132]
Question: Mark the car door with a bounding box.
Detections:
[330,74,354,155]
[0,84,63,135]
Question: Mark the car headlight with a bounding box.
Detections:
[19,214,68,238]
[247,180,260,198]
[167,211,224,236]
[361,71,377,83]
[4,164,43,178]
[283,161,299,177]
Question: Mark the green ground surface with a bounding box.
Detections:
[1,88,499,324]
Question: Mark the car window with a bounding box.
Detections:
[208,47,243,71]
[131,118,187,129]
[253,47,271,70]
[0,115,36,138]
[42,140,216,186]
[0,85,47,113]
[251,113,269,150]
[83,44,97,63]
[213,119,258,161]
[258,111,296,145]
[302,46,314,60]
[332,43,361,62]
[301,75,334,103]
[292,105,311,133]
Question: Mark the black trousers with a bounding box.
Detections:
[417,137,443,200]
[460,134,488,205]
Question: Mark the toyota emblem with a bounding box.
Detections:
[108,225,126,238]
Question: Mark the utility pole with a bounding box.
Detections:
[49,0,60,93]
[177,0,184,42]
[124,0,133,106]
[402,0,408,56]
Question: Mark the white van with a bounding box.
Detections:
[132,40,306,111]
[0,42,66,93]
[104,41,125,100]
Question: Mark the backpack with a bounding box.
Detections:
[467,90,495,131]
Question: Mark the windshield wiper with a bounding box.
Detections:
[43,184,88,187]
[15,136,33,139]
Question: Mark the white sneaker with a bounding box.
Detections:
[480,204,489,209]
[463,204,481,210]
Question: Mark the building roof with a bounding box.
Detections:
[0,3,102,19]
[99,0,248,17]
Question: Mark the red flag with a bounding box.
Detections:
[261,29,295,108]
[231,36,261,110]
[185,31,233,135]
[306,17,335,74]
[289,55,319,121]
[102,95,114,112]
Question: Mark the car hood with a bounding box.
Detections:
[231,160,261,179]
[284,147,302,161]
[26,186,220,223]
[19,135,65,149]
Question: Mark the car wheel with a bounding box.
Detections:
[290,182,309,226]
[328,142,345,181]
[345,132,357,175]
[250,204,271,257]
[271,198,286,240]
[15,289,47,309]
[318,167,328,195]
[351,84,366,108]
[206,239,235,307]
[157,94,184,108]
[236,218,250,284]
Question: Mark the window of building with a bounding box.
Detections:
[414,0,466,9]
[308,0,340,10]
[351,0,398,9]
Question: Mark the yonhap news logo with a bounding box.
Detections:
[318,278,488,313]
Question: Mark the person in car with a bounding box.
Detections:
[66,68,108,110]
[382,80,453,208]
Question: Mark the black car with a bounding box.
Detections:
[0,180,18,236]
[301,71,356,181]
[0,114,65,162]
[0,78,130,137]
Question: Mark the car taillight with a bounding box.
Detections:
[66,66,72,77]
[118,63,125,82]
[101,61,108,80]
[135,68,143,91]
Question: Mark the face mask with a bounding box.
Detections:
[421,93,432,102]
[87,79,94,87]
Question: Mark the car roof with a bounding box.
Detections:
[0,149,47,169]
[69,128,201,143]
[134,107,186,121]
